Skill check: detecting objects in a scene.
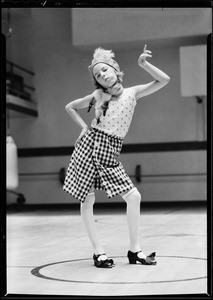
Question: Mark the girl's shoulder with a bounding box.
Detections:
[123,86,137,100]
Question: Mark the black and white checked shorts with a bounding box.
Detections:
[63,127,135,202]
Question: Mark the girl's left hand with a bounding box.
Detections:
[138,44,152,66]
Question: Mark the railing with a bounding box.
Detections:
[18,167,207,184]
[8,168,206,205]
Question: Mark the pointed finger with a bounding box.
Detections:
[143,44,147,52]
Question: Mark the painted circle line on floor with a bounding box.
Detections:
[31,255,207,284]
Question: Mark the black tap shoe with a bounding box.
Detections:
[93,253,115,268]
[127,250,157,265]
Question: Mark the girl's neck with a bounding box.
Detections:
[106,82,124,97]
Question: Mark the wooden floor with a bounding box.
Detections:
[6,202,207,297]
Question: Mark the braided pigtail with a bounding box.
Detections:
[96,100,110,124]
[87,97,96,113]
[91,89,111,124]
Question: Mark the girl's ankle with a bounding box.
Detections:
[94,248,105,255]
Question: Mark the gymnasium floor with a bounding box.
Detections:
[5,201,208,297]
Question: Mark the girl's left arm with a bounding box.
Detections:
[133,45,170,100]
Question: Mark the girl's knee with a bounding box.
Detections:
[122,187,141,203]
[81,191,95,210]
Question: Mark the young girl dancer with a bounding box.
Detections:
[63,45,170,268]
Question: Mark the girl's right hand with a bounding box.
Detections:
[138,44,152,67]
[75,126,88,147]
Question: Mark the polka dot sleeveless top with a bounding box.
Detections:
[91,87,136,138]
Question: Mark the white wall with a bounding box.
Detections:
[72,8,211,46]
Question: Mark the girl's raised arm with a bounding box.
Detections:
[133,45,170,100]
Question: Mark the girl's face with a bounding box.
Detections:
[93,63,118,88]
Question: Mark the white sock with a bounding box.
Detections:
[122,188,142,253]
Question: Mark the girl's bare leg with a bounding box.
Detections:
[122,188,146,259]
[80,190,107,259]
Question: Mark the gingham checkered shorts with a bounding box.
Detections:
[63,127,135,202]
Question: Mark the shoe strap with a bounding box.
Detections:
[94,253,106,259]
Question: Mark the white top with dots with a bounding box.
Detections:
[91,87,137,138]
